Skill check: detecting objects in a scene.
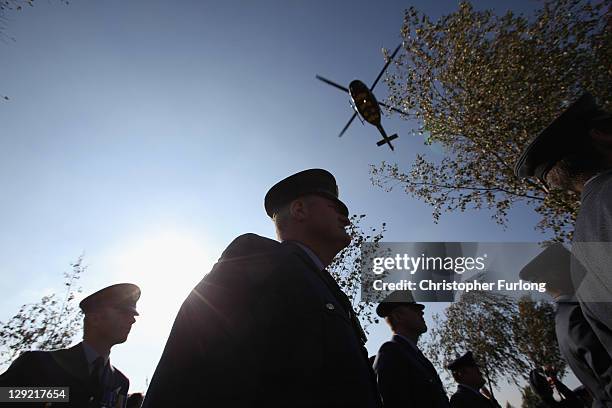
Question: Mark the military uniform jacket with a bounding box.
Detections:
[449,385,500,408]
[572,170,612,359]
[0,342,129,408]
[373,334,450,408]
[555,301,612,407]
[142,234,381,408]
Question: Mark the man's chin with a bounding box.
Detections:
[339,233,352,248]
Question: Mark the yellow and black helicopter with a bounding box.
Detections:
[316,44,405,151]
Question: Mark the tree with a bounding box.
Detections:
[0,0,32,43]
[512,296,566,376]
[1,0,69,41]
[371,0,611,242]
[423,290,529,396]
[0,256,85,367]
[328,214,386,334]
[1,0,69,100]
[521,384,544,408]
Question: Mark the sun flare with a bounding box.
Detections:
[109,230,216,334]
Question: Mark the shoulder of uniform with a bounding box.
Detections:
[1,350,50,377]
[220,233,281,260]
[13,350,48,364]
[378,340,402,354]
[451,386,473,400]
[48,343,82,359]
[112,366,129,384]
[451,386,464,396]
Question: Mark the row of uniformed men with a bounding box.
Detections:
[0,91,611,408]
[0,280,495,408]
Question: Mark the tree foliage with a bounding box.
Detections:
[0,256,85,367]
[0,0,33,42]
[328,214,386,334]
[1,0,69,100]
[512,296,566,376]
[1,0,70,39]
[372,0,611,242]
[521,384,544,408]
[424,290,529,392]
[423,292,569,404]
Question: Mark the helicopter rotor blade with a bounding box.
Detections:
[369,43,402,91]
[316,75,349,93]
[338,112,358,138]
[379,102,408,116]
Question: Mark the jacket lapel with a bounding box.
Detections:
[392,335,438,374]
[50,343,90,384]
[285,241,368,344]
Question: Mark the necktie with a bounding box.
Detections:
[90,357,106,400]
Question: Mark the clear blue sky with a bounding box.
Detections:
[0,0,574,405]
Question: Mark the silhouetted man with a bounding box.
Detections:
[143,169,381,408]
[447,351,501,408]
[0,283,140,408]
[373,291,449,408]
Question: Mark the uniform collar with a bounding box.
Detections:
[82,341,110,373]
[393,333,419,351]
[581,168,612,201]
[458,383,483,396]
[287,241,325,271]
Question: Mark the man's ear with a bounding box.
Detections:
[289,198,308,221]
[84,311,100,329]
[388,308,402,325]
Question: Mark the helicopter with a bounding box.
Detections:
[316,44,405,151]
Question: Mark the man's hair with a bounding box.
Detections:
[546,149,601,190]
[83,313,92,337]
[82,309,104,337]
[272,203,292,234]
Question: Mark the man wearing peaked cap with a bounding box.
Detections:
[264,168,349,218]
[520,245,612,407]
[514,92,612,365]
[374,289,425,318]
[373,291,449,408]
[144,169,382,408]
[447,351,501,408]
[79,283,141,315]
[0,283,140,408]
[514,92,610,184]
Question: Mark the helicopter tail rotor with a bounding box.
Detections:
[376,133,398,151]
